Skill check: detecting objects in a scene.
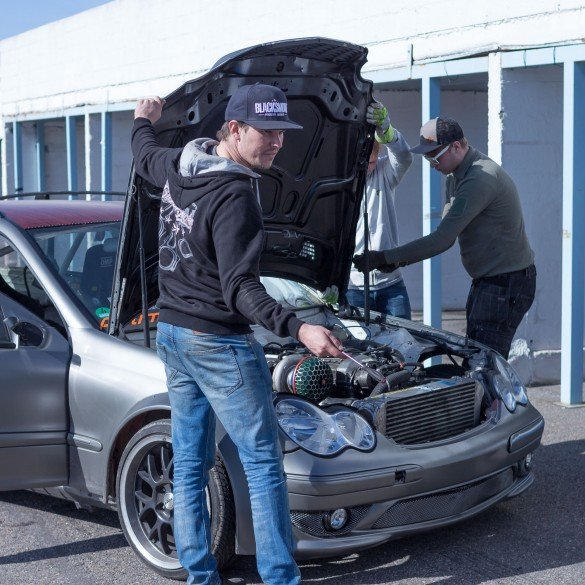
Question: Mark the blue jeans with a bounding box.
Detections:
[346,279,412,319]
[156,322,300,585]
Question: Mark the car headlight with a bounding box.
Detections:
[491,354,528,412]
[274,395,376,456]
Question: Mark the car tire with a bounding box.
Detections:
[116,419,236,580]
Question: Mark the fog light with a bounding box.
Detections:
[517,453,534,477]
[323,508,349,531]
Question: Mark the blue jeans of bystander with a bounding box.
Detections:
[156,322,301,585]
[346,279,412,320]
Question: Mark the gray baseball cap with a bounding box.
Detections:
[410,117,464,154]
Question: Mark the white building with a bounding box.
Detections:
[1,0,584,400]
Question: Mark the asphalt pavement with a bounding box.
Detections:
[0,383,584,584]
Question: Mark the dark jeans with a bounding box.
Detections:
[466,264,536,358]
[346,279,412,319]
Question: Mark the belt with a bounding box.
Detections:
[475,264,536,285]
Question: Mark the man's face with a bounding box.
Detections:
[424,142,463,175]
[237,125,285,170]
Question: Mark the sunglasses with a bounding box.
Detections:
[424,143,451,166]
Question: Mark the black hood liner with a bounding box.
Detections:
[111,38,373,334]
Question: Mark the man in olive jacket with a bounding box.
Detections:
[354,117,535,358]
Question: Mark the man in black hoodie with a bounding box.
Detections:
[132,85,343,585]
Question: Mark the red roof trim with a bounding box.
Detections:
[0,200,124,230]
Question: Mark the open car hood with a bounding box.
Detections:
[111,37,373,333]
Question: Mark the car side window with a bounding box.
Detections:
[32,226,119,320]
[0,235,67,336]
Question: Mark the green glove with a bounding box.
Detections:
[319,285,339,305]
[366,101,395,143]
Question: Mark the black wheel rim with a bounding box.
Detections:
[133,442,177,557]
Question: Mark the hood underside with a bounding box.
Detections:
[112,38,373,332]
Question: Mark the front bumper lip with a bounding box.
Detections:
[292,471,534,559]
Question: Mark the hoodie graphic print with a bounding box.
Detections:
[159,183,196,273]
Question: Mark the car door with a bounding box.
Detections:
[0,235,69,490]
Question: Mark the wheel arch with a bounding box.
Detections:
[105,397,255,554]
[105,396,171,505]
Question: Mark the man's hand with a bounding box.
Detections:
[353,250,387,273]
[135,97,165,124]
[297,324,344,358]
[366,100,395,143]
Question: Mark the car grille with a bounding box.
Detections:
[383,379,483,444]
[372,468,514,529]
[290,505,370,537]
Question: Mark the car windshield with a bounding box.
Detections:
[29,221,121,324]
[260,277,327,309]
[27,223,325,328]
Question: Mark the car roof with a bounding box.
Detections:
[0,200,124,230]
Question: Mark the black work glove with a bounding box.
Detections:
[353,251,387,273]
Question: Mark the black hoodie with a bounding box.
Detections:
[131,118,302,338]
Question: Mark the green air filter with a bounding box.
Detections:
[289,357,333,402]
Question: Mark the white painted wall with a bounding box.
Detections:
[111,111,134,191]
[44,120,68,191]
[498,64,584,384]
[0,0,584,116]
[86,114,102,192]
[21,124,37,193]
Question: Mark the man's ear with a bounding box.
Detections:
[451,140,464,154]
[228,120,241,140]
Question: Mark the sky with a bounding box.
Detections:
[0,0,112,41]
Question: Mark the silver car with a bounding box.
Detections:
[0,38,544,581]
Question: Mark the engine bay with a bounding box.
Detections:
[261,315,495,444]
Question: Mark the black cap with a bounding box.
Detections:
[224,84,303,130]
[410,117,464,154]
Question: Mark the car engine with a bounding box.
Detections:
[263,323,492,445]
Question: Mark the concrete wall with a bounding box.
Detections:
[111,111,134,191]
[1,113,135,195]
[498,64,584,384]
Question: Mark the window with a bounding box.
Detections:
[29,222,120,324]
[0,235,66,335]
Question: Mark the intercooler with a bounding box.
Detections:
[374,378,484,445]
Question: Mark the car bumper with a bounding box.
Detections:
[284,403,543,558]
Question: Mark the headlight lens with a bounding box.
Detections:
[491,355,528,412]
[275,396,376,456]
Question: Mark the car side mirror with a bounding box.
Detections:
[3,316,44,348]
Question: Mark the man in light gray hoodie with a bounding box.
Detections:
[346,100,413,318]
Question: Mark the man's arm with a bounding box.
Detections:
[383,131,413,188]
[212,188,343,357]
[355,174,496,270]
[132,97,182,189]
